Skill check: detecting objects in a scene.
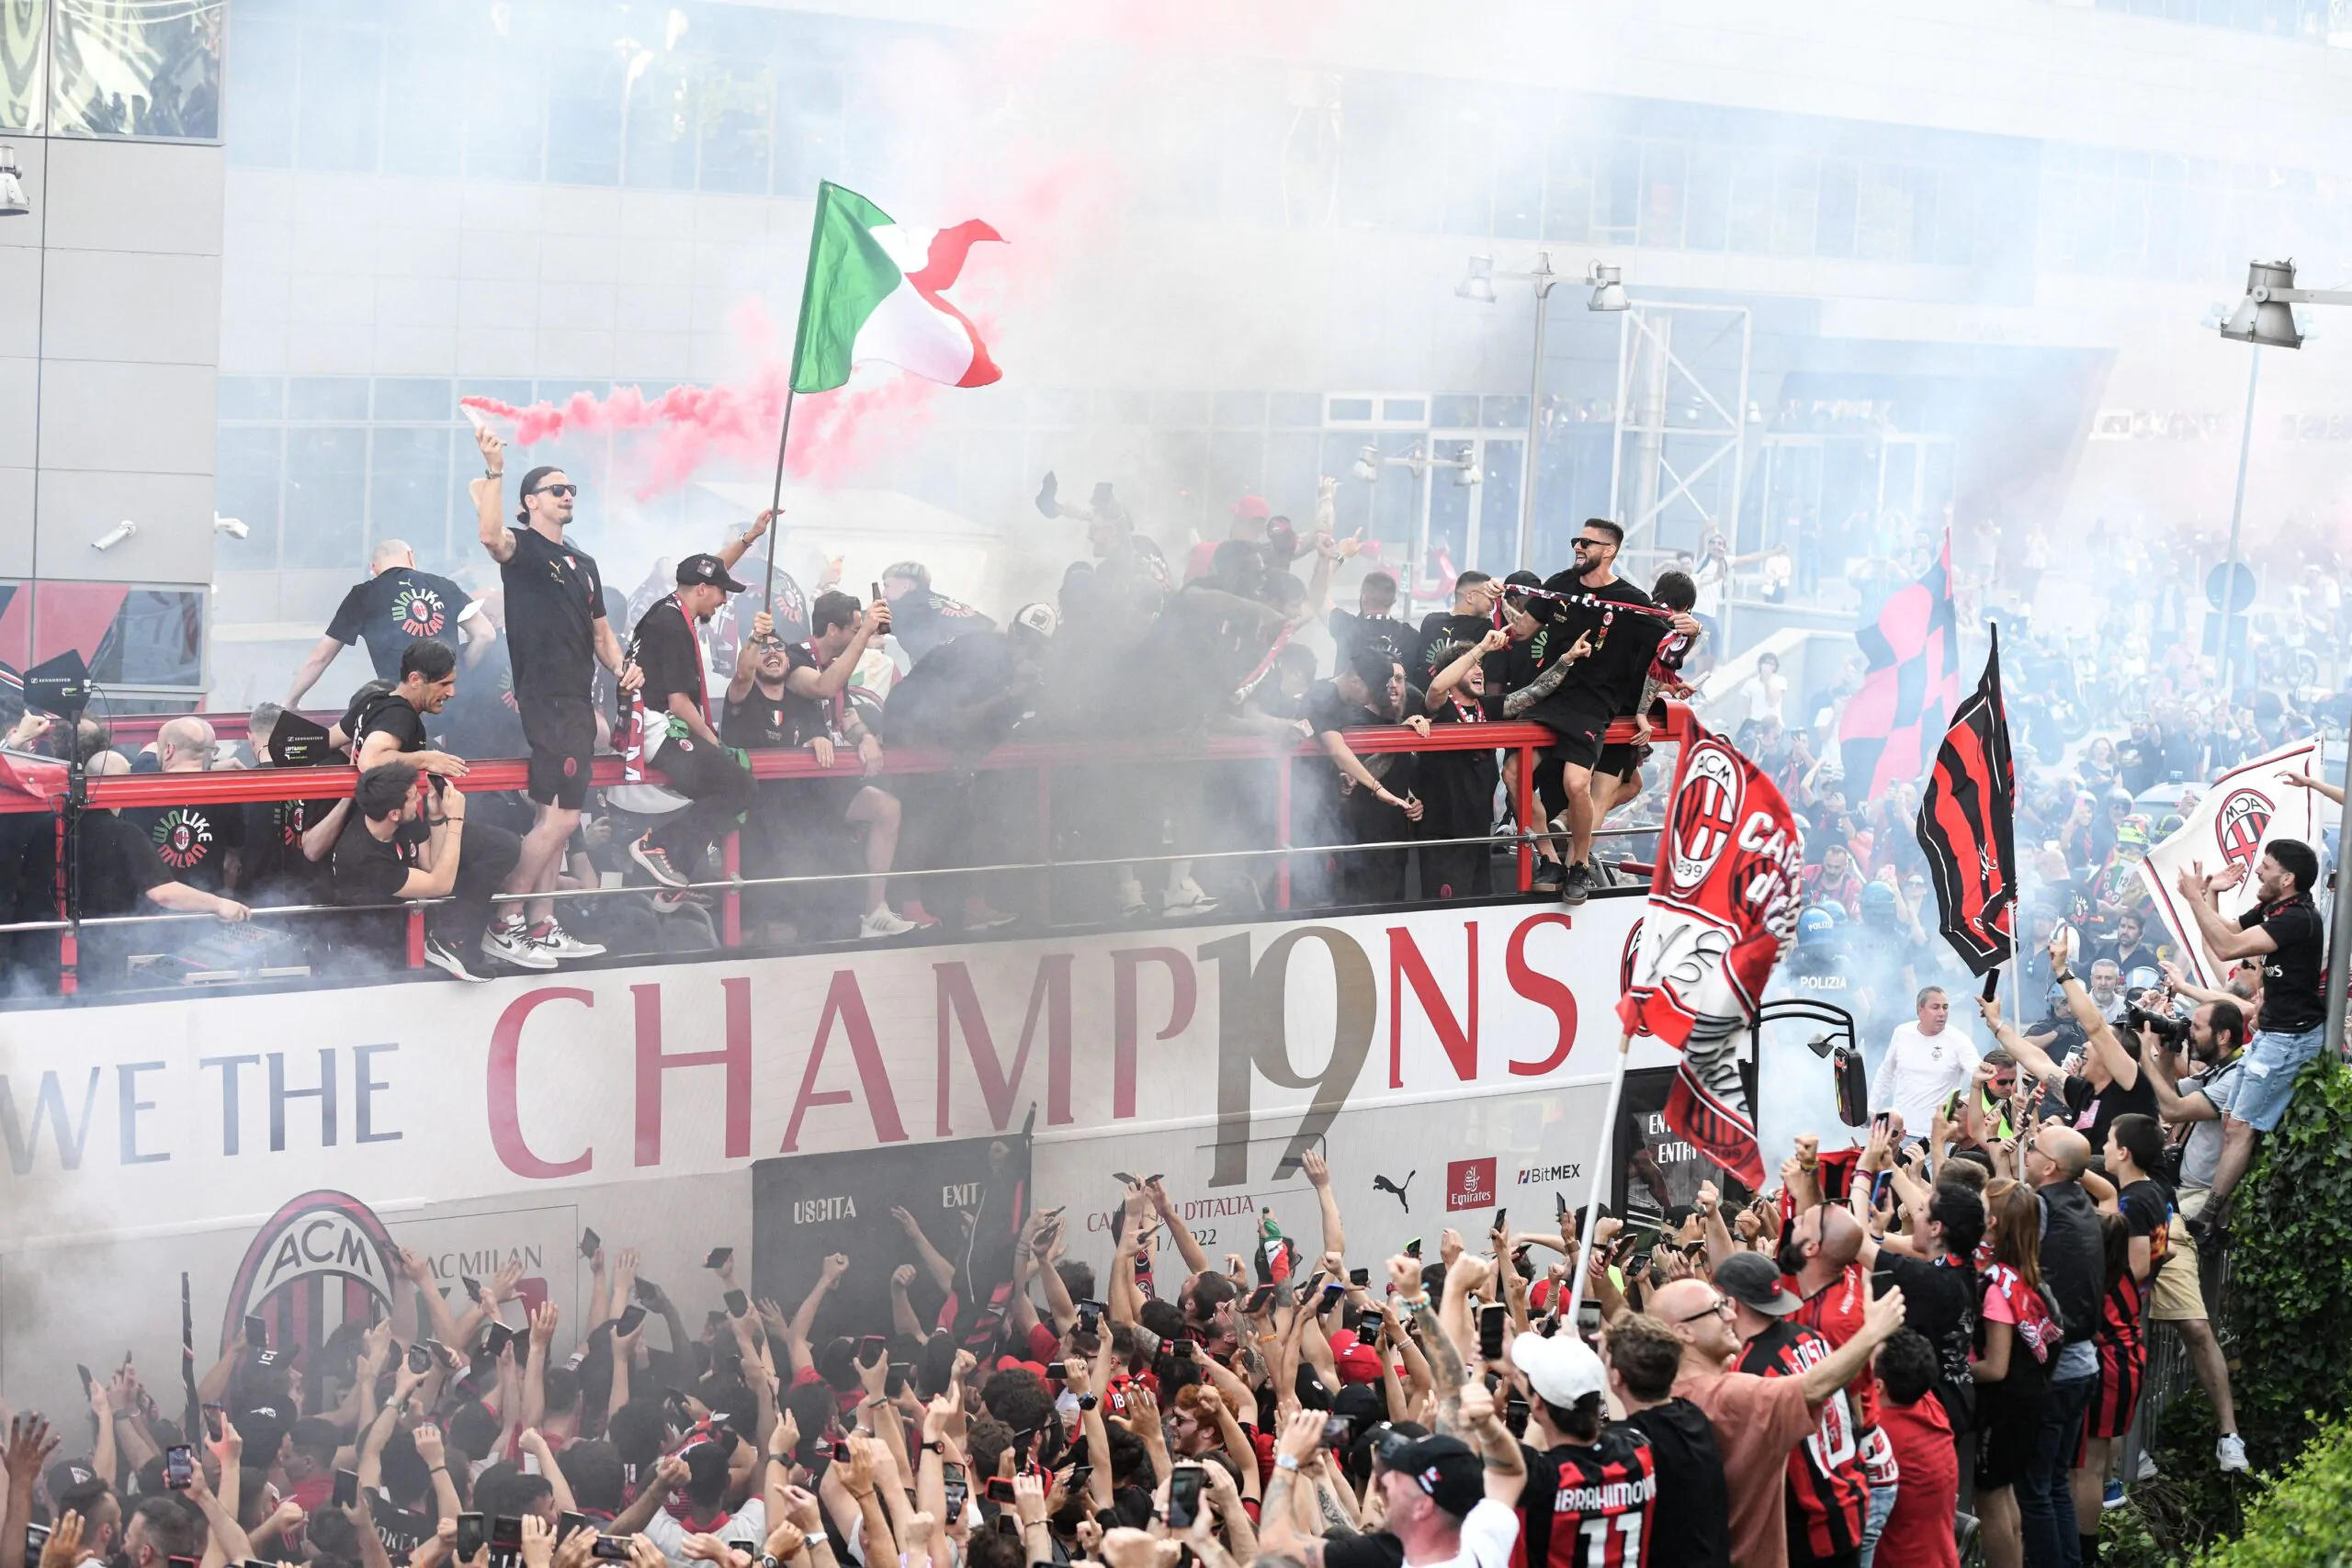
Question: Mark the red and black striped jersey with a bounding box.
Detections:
[2097,1268,2147,1353]
[1738,1320,1871,1559]
[1511,1427,1658,1568]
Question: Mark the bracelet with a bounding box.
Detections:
[1273,1454,1300,1472]
[1395,1292,1428,1309]
[429,1465,447,1475]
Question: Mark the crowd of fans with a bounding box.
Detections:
[0,432,1703,987]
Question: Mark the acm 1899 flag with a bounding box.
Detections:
[1617,722,1806,1189]
[1916,635,2018,977]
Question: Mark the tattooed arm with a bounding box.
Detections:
[1499,631,1592,718]
[1389,1253,1467,1436]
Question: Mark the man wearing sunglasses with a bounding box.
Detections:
[472,425,639,964]
[1647,1272,1905,1568]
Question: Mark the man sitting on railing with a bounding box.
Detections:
[332,761,520,983]
[620,553,763,906]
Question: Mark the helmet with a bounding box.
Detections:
[2116,815,2152,852]
[1861,882,1899,919]
[1798,908,1836,947]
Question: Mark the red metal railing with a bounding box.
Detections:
[9,706,1689,998]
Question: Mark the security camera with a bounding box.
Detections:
[90,521,136,552]
[0,146,25,220]
[214,514,249,539]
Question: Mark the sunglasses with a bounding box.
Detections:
[1573,536,1612,549]
[530,483,578,498]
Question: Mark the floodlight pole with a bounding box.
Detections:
[2213,347,2259,713]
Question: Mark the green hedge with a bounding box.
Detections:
[2099,1057,2352,1566]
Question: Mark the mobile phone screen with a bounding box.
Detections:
[164,1447,195,1491]
[332,1468,358,1509]
[491,1517,524,1551]
[1478,1303,1507,1361]
[1166,1467,1204,1529]
[942,1465,967,1524]
[724,1290,750,1318]
[616,1304,648,1337]
[455,1516,486,1562]
[705,1247,732,1270]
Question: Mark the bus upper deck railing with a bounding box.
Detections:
[3,705,1692,998]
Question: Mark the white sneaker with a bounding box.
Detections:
[2217,1432,2249,1472]
[2136,1450,2161,1482]
[1163,881,1219,918]
[536,919,605,959]
[860,907,920,938]
[424,934,488,983]
[629,833,690,889]
[481,921,555,971]
[1115,878,1148,919]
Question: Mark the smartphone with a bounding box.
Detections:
[407,1343,433,1374]
[243,1314,267,1348]
[483,1323,516,1359]
[1166,1465,1205,1530]
[201,1404,224,1442]
[1170,1338,1196,1360]
[27,1525,50,1561]
[558,1513,591,1542]
[705,1247,733,1270]
[455,1515,486,1562]
[1242,1285,1275,1314]
[1871,1111,1892,1139]
[871,581,885,604]
[1478,1303,1507,1361]
[724,1290,750,1318]
[616,1303,648,1337]
[1348,1267,1369,1288]
[942,1464,967,1525]
[885,1362,910,1399]
[491,1517,524,1552]
[1110,1171,1137,1186]
[461,1276,484,1305]
[579,1228,601,1260]
[1404,1237,1422,1259]
[1320,1414,1351,1445]
[590,1540,634,1562]
[982,1476,1016,1505]
[330,1468,358,1508]
[857,1334,887,1367]
[1555,1191,1569,1220]
[75,1364,94,1399]
[1505,1396,1531,1438]
[633,1280,660,1306]
[164,1446,195,1491]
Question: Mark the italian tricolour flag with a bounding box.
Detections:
[790,181,1003,392]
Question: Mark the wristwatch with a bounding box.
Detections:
[762,1555,783,1568]
[1077,1393,1098,1412]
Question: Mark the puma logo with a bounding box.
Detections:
[1373,1171,1414,1213]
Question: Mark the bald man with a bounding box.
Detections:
[1651,1271,1905,1568]
[2018,1122,2106,1568]
[288,538,477,705]
[119,717,243,897]
[1770,1203,1905,1563]
[69,750,250,983]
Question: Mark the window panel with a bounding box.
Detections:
[1728,148,1774,254]
[92,591,205,688]
[1597,138,1641,243]
[1815,159,1858,260]
[1640,141,1686,249]
[1683,152,1728,253]
[698,63,773,194]
[775,64,842,197]
[546,46,623,185]
[51,0,222,138]
[215,427,284,568]
[369,427,452,562]
[621,55,696,189]
[0,0,42,131]
[297,24,381,171]
[380,27,463,176]
[283,428,369,571]
[1772,154,1819,256]
[465,46,543,181]
[1543,139,1592,243]
[374,378,453,423]
[289,378,369,421]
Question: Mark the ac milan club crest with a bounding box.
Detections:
[392,585,448,637]
[1667,741,1745,895]
[2214,788,2272,877]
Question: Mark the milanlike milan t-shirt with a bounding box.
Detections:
[325,568,470,680]
[120,800,243,894]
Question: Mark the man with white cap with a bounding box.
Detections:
[1506,1330,1657,1568]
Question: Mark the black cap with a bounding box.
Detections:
[1381,1433,1485,1517]
[677,553,750,594]
[1714,1252,1801,1316]
[266,710,334,768]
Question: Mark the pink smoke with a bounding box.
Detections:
[461,304,946,500]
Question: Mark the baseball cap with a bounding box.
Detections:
[1714,1252,1801,1315]
[1232,494,1271,520]
[1510,1329,1604,1407]
[1381,1433,1485,1518]
[1329,1329,1384,1384]
[677,553,750,593]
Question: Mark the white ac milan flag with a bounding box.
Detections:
[2139,738,2325,991]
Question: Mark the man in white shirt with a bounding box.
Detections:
[1870,987,1977,1140]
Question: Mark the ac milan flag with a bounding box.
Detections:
[1916,632,2018,976]
[1618,722,1807,1189]
[2140,738,2324,990]
[1839,534,1963,798]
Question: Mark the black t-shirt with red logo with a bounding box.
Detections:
[237,797,344,902]
[120,801,243,894]
[500,528,606,701]
[1513,1427,1658,1568]
[325,568,470,681]
[1736,1318,1871,1560]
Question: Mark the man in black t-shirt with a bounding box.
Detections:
[1599,1311,1733,1568]
[1979,935,2157,1157]
[470,424,644,961]
[288,539,477,706]
[120,717,243,897]
[624,553,760,898]
[1303,647,1430,907]
[2173,836,2327,1210]
[1518,521,1671,905]
[70,751,251,981]
[1411,570,1500,684]
[332,761,519,983]
[236,706,349,909]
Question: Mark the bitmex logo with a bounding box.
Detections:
[1516,1163,1582,1185]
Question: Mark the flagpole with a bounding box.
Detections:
[1565,1034,1634,1324]
[762,387,799,613]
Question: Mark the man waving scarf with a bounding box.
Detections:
[1618,720,1806,1188]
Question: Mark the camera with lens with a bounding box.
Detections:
[2124,1000,2189,1049]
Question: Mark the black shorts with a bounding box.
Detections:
[1973,1376,2050,1491]
[519,694,595,809]
[1595,740,1649,780]
[1542,700,1614,773]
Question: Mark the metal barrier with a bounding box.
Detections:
[4,706,1691,997]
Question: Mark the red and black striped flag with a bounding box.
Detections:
[1915,631,2017,976]
[1838,534,1962,797]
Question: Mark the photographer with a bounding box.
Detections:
[1976,933,2158,1158]
[2172,840,2326,1216]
